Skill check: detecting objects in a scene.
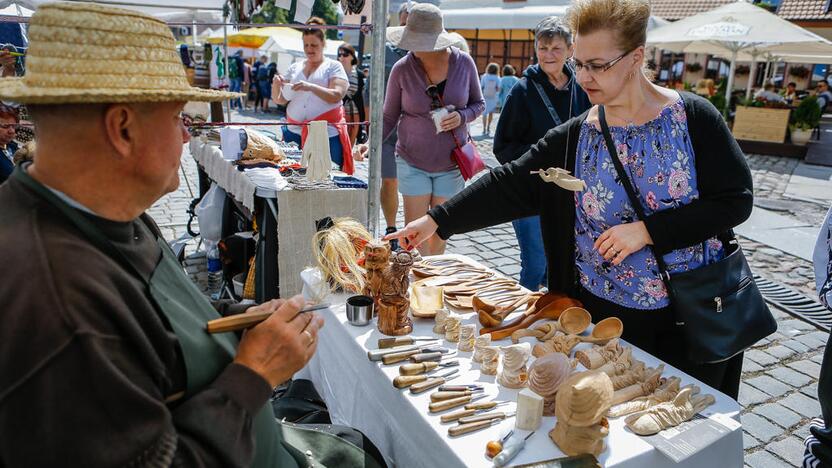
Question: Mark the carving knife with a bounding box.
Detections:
[206,303,331,334]
[438,401,511,423]
[448,418,507,437]
[428,394,488,413]
[430,388,483,402]
[399,360,458,376]
[367,342,438,361]
[410,350,456,363]
[458,410,516,425]
[409,371,461,394]
[437,384,483,392]
[378,336,436,348]
[393,369,457,389]
[381,347,448,365]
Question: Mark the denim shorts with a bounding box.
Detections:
[396,157,464,198]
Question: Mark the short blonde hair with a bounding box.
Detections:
[565,0,650,53]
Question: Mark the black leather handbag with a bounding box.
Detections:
[598,105,777,364]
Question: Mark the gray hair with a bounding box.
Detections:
[534,16,573,47]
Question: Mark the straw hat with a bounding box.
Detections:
[0,2,240,104]
[386,3,456,52]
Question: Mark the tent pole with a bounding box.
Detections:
[223,4,231,122]
[725,49,737,117]
[366,0,390,237]
[745,52,757,101]
[763,57,772,82]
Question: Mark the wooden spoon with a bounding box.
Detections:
[579,317,624,344]
[475,293,541,328]
[480,293,582,341]
[554,307,592,335]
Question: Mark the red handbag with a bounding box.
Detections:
[449,128,486,180]
[414,55,486,181]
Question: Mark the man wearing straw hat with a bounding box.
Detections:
[0,3,384,467]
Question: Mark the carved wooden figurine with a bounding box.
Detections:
[623,386,715,436]
[480,346,499,376]
[365,241,421,336]
[498,343,531,388]
[550,371,614,457]
[433,309,450,335]
[608,377,682,418]
[472,334,491,363]
[458,324,476,352]
[529,353,574,416]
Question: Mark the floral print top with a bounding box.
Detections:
[573,97,724,310]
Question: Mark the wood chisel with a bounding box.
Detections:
[410,350,456,363]
[437,384,483,392]
[458,411,515,424]
[399,360,458,376]
[439,401,511,423]
[430,388,483,402]
[448,418,508,437]
[409,371,461,394]
[206,302,331,333]
[381,347,449,365]
[367,342,438,361]
[428,394,487,413]
[393,369,457,389]
[493,431,535,467]
[378,336,436,349]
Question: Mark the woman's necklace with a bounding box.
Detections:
[549,72,568,90]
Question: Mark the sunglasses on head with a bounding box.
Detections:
[425,85,442,109]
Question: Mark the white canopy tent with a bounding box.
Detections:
[647,1,832,112]
[0,0,224,16]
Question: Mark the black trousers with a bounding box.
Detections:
[577,287,744,400]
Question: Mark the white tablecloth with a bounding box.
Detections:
[299,255,743,468]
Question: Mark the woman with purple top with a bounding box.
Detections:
[383,3,485,255]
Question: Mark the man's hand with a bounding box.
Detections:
[234,296,325,388]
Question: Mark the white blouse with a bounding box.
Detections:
[285,58,348,138]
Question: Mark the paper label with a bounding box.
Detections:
[642,414,739,463]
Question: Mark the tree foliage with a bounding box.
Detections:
[252,0,340,40]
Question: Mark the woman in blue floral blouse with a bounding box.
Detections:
[388,0,755,398]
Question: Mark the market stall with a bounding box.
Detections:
[296,254,744,468]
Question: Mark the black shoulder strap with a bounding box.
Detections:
[530,79,562,127]
[598,106,669,276]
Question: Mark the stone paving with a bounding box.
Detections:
[155,109,829,467]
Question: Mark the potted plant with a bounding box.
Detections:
[790,96,821,145]
[685,62,702,73]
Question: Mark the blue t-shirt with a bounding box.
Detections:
[573,97,724,309]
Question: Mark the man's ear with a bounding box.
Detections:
[102,104,135,159]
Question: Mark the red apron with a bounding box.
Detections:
[286,106,354,175]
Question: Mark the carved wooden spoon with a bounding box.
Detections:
[475,293,541,328]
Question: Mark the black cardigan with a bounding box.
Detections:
[429,92,754,296]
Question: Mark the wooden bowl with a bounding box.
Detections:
[558,307,591,335]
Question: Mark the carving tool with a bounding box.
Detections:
[486,430,514,458]
[409,370,461,394]
[459,410,515,424]
[381,347,448,365]
[367,342,438,361]
[493,431,535,467]
[378,336,436,348]
[438,384,483,392]
[440,401,510,423]
[410,350,456,363]
[430,388,483,402]
[399,360,458,376]
[448,418,507,437]
[393,369,457,389]
[428,394,488,413]
[206,303,331,334]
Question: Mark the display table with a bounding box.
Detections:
[189,139,367,299]
[298,255,743,468]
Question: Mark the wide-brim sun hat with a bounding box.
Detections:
[0,2,240,104]
[386,3,456,52]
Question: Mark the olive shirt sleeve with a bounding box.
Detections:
[0,214,271,468]
[641,93,754,255]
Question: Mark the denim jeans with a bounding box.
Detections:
[511,216,547,291]
[229,78,242,108]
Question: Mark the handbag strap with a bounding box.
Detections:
[598,105,670,277]
[530,79,562,127]
[412,53,466,150]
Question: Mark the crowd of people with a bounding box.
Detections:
[0,0,831,466]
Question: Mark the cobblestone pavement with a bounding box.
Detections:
[154,110,828,467]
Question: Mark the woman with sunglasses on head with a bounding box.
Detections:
[337,43,366,146]
[387,0,754,398]
[382,3,485,256]
[273,17,357,173]
[494,16,591,292]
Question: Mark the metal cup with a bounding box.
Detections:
[346,295,374,326]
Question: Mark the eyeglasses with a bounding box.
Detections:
[338,51,352,58]
[568,49,633,76]
[425,85,442,110]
